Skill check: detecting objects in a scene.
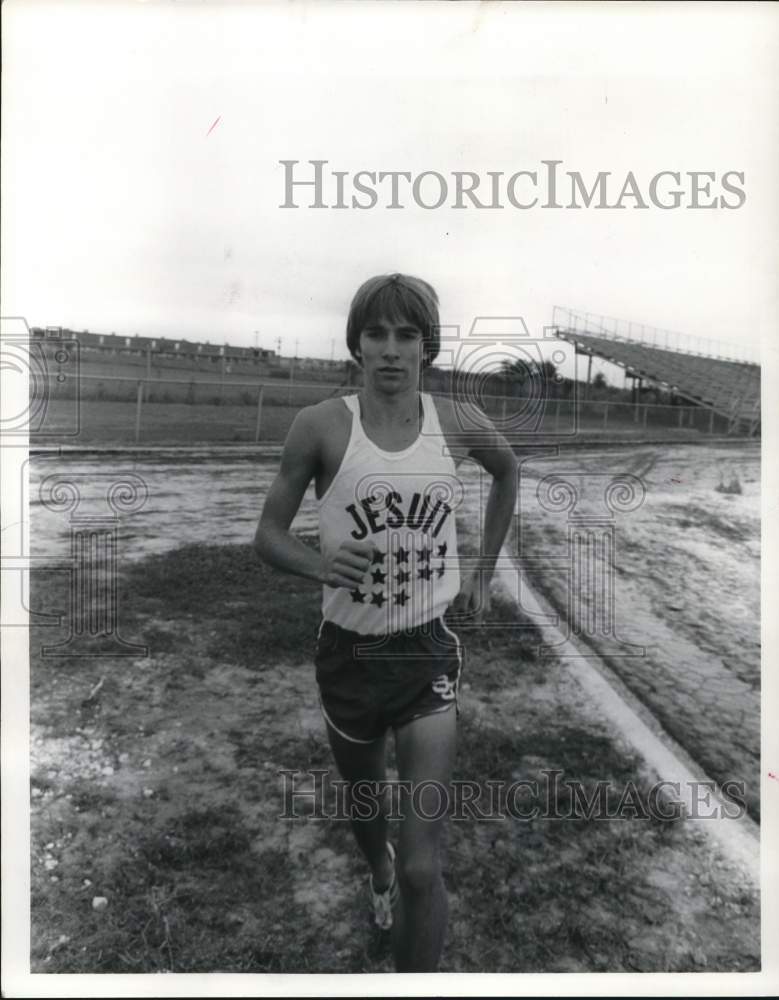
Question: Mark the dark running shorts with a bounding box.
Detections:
[314,616,463,744]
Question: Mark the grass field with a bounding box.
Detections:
[31,398,320,446]
[29,535,760,973]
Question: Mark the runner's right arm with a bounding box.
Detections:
[254,407,374,588]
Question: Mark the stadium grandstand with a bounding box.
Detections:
[552,308,761,437]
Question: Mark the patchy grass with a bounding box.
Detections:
[29,543,760,973]
[445,716,687,972]
[120,542,322,660]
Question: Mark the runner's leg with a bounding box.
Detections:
[392,706,456,971]
[323,719,394,890]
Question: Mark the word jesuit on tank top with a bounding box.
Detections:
[318,393,463,635]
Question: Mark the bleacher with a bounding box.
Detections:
[552,311,761,435]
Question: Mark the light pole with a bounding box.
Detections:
[288,339,298,404]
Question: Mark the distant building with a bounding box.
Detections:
[27,327,362,377]
[29,327,282,363]
[276,356,345,372]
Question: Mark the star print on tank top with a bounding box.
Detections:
[317,393,462,635]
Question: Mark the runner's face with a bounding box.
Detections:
[358,317,424,392]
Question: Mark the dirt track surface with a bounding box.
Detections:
[29,441,761,818]
[27,442,761,972]
[493,442,760,819]
[29,546,760,973]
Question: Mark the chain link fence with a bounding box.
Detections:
[29,371,753,446]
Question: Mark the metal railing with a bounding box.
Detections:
[552,307,759,365]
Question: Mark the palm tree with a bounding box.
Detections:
[499,357,559,396]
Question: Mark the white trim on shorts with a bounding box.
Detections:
[438,618,464,709]
[318,695,381,745]
[316,615,463,740]
[317,619,379,744]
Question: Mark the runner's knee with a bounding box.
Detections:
[397,852,439,896]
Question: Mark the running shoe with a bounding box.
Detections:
[369,842,399,930]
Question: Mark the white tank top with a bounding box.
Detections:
[318,392,462,635]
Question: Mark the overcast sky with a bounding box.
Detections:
[3,1,777,373]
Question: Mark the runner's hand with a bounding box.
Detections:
[451,569,491,622]
[322,539,378,589]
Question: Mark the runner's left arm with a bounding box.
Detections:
[457,428,518,615]
[435,397,518,616]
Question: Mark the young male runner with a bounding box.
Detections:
[255,273,517,972]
